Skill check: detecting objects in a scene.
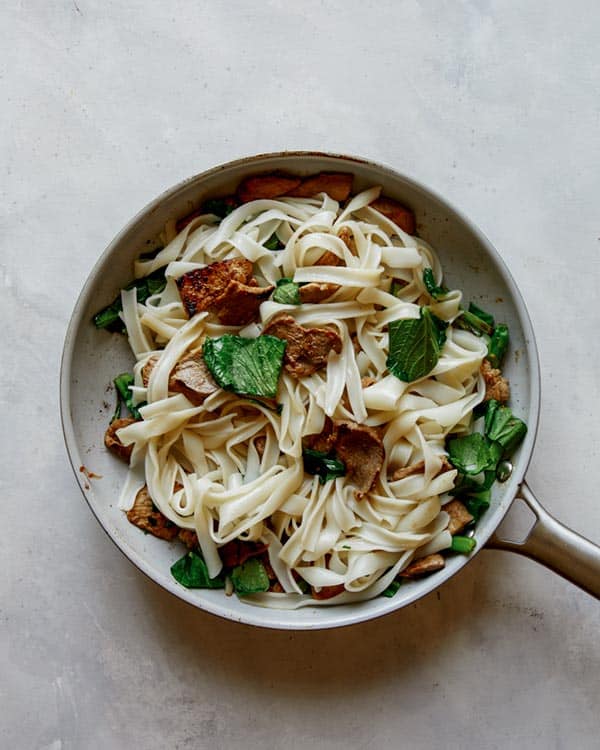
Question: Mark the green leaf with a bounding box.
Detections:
[203,334,287,398]
[451,536,477,554]
[264,233,283,250]
[423,268,449,300]
[382,580,402,598]
[231,558,270,595]
[447,433,497,475]
[387,307,448,382]
[488,323,510,368]
[468,303,495,328]
[463,492,491,521]
[201,197,238,218]
[303,448,346,484]
[273,278,301,305]
[170,551,225,589]
[486,404,527,456]
[114,372,144,420]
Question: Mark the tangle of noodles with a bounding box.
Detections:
[114,187,488,608]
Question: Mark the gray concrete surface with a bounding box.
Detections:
[2,1,599,748]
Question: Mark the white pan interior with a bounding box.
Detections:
[60,152,540,630]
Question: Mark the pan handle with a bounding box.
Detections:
[487,481,600,598]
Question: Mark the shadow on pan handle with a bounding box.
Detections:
[488,482,600,599]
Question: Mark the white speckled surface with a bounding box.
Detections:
[2,2,599,748]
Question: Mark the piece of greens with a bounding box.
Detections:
[488,323,509,368]
[302,448,346,484]
[451,536,477,554]
[203,334,286,399]
[423,268,449,300]
[456,308,494,337]
[201,197,238,218]
[381,580,402,598]
[272,278,301,305]
[264,233,283,250]
[447,433,498,475]
[468,302,495,328]
[93,269,167,332]
[231,558,270,595]
[170,551,226,589]
[113,372,144,420]
[387,307,448,382]
[486,401,527,456]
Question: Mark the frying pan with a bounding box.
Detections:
[60,152,600,629]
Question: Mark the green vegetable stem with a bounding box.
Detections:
[93,269,166,332]
[113,372,145,421]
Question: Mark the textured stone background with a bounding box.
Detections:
[2,2,599,748]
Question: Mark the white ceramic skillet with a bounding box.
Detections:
[60,152,600,629]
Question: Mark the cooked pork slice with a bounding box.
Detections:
[311,584,346,600]
[304,416,337,454]
[126,485,179,541]
[399,553,445,578]
[104,418,136,462]
[219,540,268,568]
[215,277,274,325]
[371,196,416,235]
[142,352,218,405]
[286,172,353,201]
[481,358,510,402]
[263,314,342,378]
[337,227,357,254]
[237,174,301,203]
[315,249,343,266]
[334,420,384,497]
[298,282,339,304]
[176,258,273,325]
[176,258,253,317]
[178,528,199,549]
[444,499,474,536]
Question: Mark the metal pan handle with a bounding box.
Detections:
[487,481,600,598]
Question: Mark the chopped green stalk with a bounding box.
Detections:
[110,397,123,424]
[273,278,301,305]
[231,558,270,595]
[264,233,283,250]
[484,399,500,435]
[488,323,509,368]
[303,448,346,484]
[203,334,287,398]
[114,372,144,420]
[201,197,238,218]
[451,536,477,554]
[423,268,449,300]
[171,551,225,589]
[387,307,448,382]
[468,303,495,328]
[456,309,494,337]
[382,580,402,598]
[93,269,166,332]
[463,492,491,521]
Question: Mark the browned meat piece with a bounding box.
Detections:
[371,196,416,235]
[315,249,343,266]
[176,258,273,325]
[215,277,274,325]
[334,420,384,497]
[399,553,445,578]
[298,282,339,304]
[338,227,357,254]
[391,460,425,481]
[104,418,136,462]
[142,352,218,405]
[481,358,510,402]
[176,258,253,317]
[219,540,268,569]
[178,528,199,549]
[269,581,284,593]
[311,584,345,600]
[361,376,377,388]
[304,417,337,454]
[237,174,301,203]
[263,314,342,378]
[390,456,452,482]
[444,499,474,536]
[286,172,353,201]
[126,485,179,541]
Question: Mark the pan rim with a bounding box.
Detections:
[60,150,541,630]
